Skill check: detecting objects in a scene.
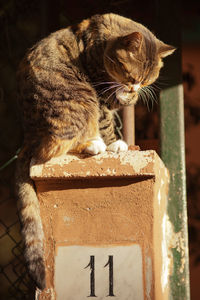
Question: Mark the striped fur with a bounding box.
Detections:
[15,148,46,289]
[16,13,175,289]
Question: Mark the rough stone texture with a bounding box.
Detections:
[32,150,171,300]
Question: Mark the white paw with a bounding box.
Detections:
[84,137,107,155]
[107,140,128,152]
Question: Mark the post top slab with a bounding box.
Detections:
[30,150,167,181]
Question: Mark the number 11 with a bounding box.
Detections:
[85,255,115,297]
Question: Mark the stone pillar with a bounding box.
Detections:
[31,150,172,300]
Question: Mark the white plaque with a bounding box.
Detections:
[55,245,144,300]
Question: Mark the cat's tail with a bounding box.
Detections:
[15,148,46,290]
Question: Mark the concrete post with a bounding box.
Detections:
[31,150,172,300]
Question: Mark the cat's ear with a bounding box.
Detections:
[120,32,143,52]
[157,41,176,58]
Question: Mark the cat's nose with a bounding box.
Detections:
[130,83,141,92]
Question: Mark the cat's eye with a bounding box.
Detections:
[142,78,149,86]
[119,62,127,72]
[130,78,140,85]
[131,78,136,84]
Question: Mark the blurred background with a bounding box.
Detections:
[0,0,199,299]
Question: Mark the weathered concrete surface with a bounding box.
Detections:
[32,150,171,300]
[31,150,155,179]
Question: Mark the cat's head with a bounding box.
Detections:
[103,31,175,106]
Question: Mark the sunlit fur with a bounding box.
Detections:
[103,24,174,106]
[16,13,175,290]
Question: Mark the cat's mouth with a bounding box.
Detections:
[115,88,139,105]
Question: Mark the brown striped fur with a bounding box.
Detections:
[15,13,175,289]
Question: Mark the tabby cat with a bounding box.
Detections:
[15,13,175,290]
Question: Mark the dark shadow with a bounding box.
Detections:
[36,175,154,193]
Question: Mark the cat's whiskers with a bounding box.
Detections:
[92,81,119,87]
[145,86,158,102]
[138,89,149,110]
[139,88,150,111]
[140,85,158,111]
[105,85,124,103]
[151,82,161,91]
[99,83,121,95]
[155,77,171,87]
[105,55,116,65]
[146,87,156,110]
[144,87,155,111]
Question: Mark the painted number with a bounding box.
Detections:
[104,256,115,297]
[85,256,96,297]
[85,255,115,297]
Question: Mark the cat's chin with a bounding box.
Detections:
[115,90,138,105]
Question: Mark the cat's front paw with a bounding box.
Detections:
[84,137,107,155]
[107,140,128,152]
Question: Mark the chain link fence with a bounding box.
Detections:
[0,172,35,299]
